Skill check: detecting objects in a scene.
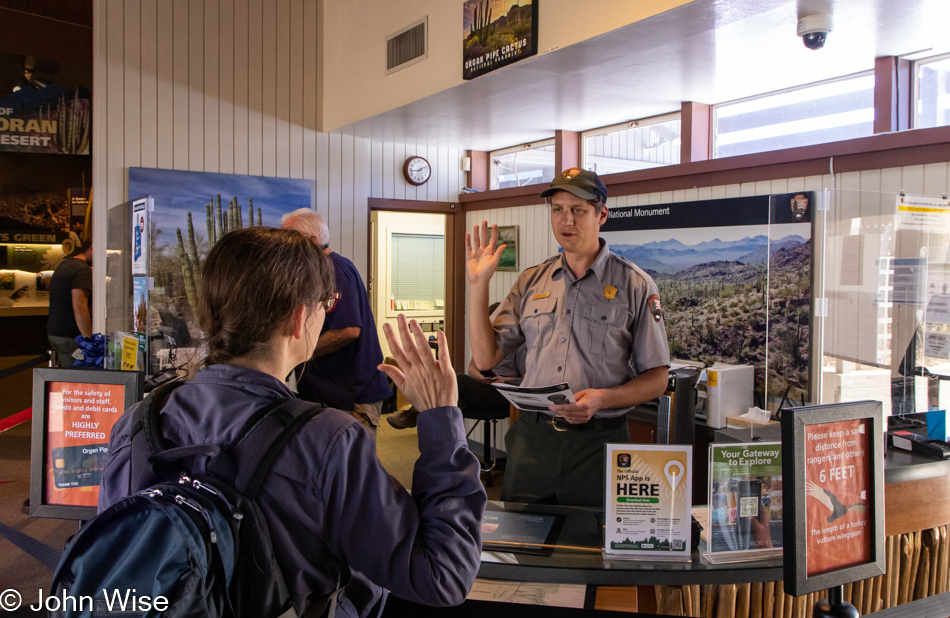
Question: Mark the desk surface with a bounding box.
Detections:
[478,501,783,586]
[479,452,950,586]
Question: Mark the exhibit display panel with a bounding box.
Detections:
[815,187,950,417]
[601,192,815,415]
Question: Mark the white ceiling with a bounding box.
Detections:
[341,0,950,152]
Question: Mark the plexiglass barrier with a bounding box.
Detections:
[816,187,950,419]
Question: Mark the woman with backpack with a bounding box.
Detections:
[96,226,487,617]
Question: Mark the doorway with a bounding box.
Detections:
[370,210,448,358]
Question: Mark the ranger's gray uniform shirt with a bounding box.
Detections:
[492,239,670,418]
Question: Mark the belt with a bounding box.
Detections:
[521,411,626,432]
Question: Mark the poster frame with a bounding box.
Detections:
[462,0,539,80]
[781,400,885,596]
[30,368,144,520]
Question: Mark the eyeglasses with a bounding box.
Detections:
[323,291,341,312]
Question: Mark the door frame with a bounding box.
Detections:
[368,198,465,368]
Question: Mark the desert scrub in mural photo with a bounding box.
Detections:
[655,240,811,403]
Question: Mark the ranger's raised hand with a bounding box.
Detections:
[466,220,507,286]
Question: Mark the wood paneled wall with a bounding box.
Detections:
[91,0,464,334]
[369,142,468,203]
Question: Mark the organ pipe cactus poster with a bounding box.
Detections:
[128,168,312,342]
[463,0,537,80]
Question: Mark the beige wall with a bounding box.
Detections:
[320,0,696,132]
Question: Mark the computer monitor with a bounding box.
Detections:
[30,368,144,520]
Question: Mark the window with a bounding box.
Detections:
[915,53,950,129]
[389,232,444,313]
[713,72,874,158]
[490,140,555,190]
[582,113,681,173]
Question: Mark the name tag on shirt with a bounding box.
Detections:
[533,293,550,300]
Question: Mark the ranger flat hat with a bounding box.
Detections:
[540,167,607,204]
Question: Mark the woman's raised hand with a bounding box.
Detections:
[378,315,458,412]
[466,220,506,285]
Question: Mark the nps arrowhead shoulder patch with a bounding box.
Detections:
[648,294,663,321]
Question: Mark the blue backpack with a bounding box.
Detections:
[49,381,333,617]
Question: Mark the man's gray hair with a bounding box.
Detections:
[281,208,329,246]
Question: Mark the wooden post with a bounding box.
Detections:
[762,581,775,618]
[749,582,762,618]
[717,584,738,618]
[736,583,750,618]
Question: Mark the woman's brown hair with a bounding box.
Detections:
[198,226,335,366]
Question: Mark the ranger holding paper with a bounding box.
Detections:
[467,167,671,506]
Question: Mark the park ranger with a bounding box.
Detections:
[467,167,671,506]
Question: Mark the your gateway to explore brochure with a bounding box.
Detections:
[604,444,692,560]
[706,442,783,563]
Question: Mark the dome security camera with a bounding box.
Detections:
[797,14,833,50]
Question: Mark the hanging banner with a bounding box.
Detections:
[0,86,91,154]
[463,0,538,80]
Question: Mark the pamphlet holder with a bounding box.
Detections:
[703,441,784,565]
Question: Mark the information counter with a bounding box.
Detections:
[476,448,950,615]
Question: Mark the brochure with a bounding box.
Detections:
[604,444,692,560]
[492,382,576,412]
[706,442,783,563]
[481,508,564,556]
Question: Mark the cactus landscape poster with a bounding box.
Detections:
[463,0,537,80]
[128,168,312,344]
[601,193,813,405]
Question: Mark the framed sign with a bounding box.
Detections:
[496,225,519,272]
[781,401,885,596]
[604,443,692,560]
[463,0,538,80]
[30,368,144,520]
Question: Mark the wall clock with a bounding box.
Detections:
[403,156,431,186]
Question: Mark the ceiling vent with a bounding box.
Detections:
[386,17,427,75]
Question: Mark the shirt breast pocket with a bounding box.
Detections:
[580,303,631,357]
[521,297,558,350]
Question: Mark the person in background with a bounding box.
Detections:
[467,167,670,506]
[281,208,393,439]
[47,239,92,366]
[99,227,486,617]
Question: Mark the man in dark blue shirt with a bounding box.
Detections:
[282,209,392,438]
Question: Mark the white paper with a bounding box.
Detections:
[492,382,576,412]
[467,579,586,608]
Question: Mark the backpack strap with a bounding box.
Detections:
[227,398,327,498]
[129,380,186,492]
